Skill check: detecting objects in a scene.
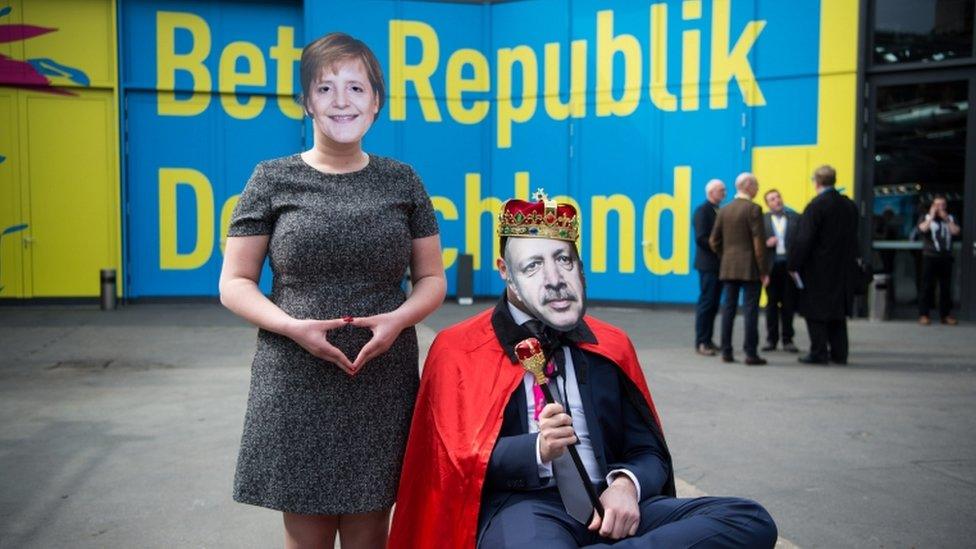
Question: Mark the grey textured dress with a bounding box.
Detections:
[228,153,438,514]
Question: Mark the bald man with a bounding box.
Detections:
[693,179,726,356]
[710,173,769,366]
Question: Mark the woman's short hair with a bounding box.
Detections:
[299,32,386,114]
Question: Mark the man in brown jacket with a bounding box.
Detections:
[710,173,769,365]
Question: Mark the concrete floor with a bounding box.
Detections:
[0,302,974,548]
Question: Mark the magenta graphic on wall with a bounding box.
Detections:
[0,6,89,95]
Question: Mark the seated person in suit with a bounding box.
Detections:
[389,192,778,549]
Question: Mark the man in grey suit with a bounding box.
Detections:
[710,173,769,365]
[761,189,800,353]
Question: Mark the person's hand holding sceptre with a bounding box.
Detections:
[515,337,605,520]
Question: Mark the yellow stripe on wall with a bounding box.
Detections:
[752,0,860,211]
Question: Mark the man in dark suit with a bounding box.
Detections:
[710,173,769,365]
[761,189,800,353]
[391,193,779,548]
[788,165,859,365]
[693,179,726,356]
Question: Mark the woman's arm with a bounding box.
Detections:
[351,234,447,369]
[219,235,354,373]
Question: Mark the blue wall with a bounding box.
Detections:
[121,0,822,301]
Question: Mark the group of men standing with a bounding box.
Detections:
[693,165,860,365]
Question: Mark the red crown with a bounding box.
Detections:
[498,189,579,242]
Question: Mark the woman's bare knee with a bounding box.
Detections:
[337,508,391,549]
[283,512,338,549]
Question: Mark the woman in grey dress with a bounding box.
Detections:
[218,33,446,548]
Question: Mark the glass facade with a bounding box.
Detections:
[867,1,976,317]
[872,80,968,245]
[873,0,974,64]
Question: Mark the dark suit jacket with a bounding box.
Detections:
[762,209,800,273]
[787,189,859,320]
[693,201,720,272]
[710,197,767,281]
[478,347,672,538]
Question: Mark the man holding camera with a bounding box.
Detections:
[917,194,961,325]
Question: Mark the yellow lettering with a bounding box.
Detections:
[544,40,587,120]
[270,26,303,119]
[389,20,442,122]
[514,171,530,200]
[159,168,214,270]
[464,173,503,270]
[642,166,690,275]
[156,11,212,116]
[596,10,641,117]
[463,171,530,269]
[681,1,701,111]
[431,196,459,269]
[552,195,584,261]
[649,3,677,111]
[446,48,490,124]
[497,46,538,149]
[710,0,766,109]
[219,41,267,120]
[591,194,636,273]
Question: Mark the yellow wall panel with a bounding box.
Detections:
[1,0,121,298]
[0,90,25,297]
[23,90,118,297]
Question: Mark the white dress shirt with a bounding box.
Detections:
[771,213,787,256]
[508,303,641,498]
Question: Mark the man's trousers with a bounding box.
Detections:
[720,280,761,358]
[479,489,777,548]
[805,317,848,363]
[764,262,796,346]
[919,255,953,318]
[695,270,723,347]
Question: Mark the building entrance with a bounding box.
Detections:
[863,0,976,320]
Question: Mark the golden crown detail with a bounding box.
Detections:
[497,188,579,242]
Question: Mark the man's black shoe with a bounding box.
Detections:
[831,358,848,365]
[798,355,828,365]
[721,354,735,363]
[705,342,720,352]
[760,343,776,352]
[744,356,767,366]
[783,342,799,353]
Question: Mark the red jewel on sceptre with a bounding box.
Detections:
[515,338,548,385]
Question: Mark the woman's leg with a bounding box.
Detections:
[283,512,338,549]
[337,507,391,549]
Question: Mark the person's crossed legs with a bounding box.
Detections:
[480,490,777,549]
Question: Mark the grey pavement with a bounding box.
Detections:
[1,302,974,548]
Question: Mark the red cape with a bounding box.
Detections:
[389,308,668,549]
